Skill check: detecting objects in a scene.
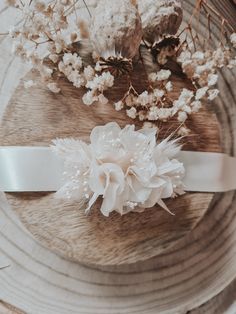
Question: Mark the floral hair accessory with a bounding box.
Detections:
[52,122,185,217]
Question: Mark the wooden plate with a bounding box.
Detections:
[1,1,236,313]
[0,58,221,265]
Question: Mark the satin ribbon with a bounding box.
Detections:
[0,146,235,193]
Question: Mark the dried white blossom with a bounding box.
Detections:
[126,107,137,119]
[114,101,124,111]
[191,100,202,113]
[156,69,171,81]
[52,122,185,216]
[230,33,236,48]
[47,82,61,93]
[86,71,114,92]
[228,58,236,69]
[82,71,114,105]
[98,94,109,105]
[49,54,59,64]
[207,73,218,86]
[147,106,159,121]
[165,81,173,91]
[192,51,205,60]
[82,91,97,106]
[195,87,208,100]
[58,52,85,88]
[83,66,95,81]
[177,50,191,63]
[153,89,165,99]
[177,111,187,122]
[137,91,151,106]
[178,126,190,136]
[208,89,219,101]
[149,72,158,82]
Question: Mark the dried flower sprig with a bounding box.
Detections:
[5,0,236,131]
[110,0,236,128]
[7,0,92,91]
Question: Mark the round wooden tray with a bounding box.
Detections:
[0,56,221,266]
[0,1,236,313]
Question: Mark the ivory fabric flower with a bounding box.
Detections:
[52,123,185,217]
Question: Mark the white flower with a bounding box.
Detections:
[147,106,159,120]
[82,91,97,106]
[192,51,205,60]
[179,88,194,103]
[59,52,85,88]
[177,111,187,122]
[230,33,236,48]
[178,126,190,136]
[156,69,171,81]
[177,50,191,63]
[165,81,173,92]
[195,86,208,100]
[83,66,95,81]
[114,101,124,111]
[137,91,151,106]
[153,89,165,99]
[172,89,194,115]
[126,107,137,119]
[47,82,61,93]
[49,54,59,63]
[207,73,218,86]
[68,72,85,88]
[143,121,157,130]
[98,94,109,105]
[86,71,114,92]
[228,58,236,69]
[40,66,53,80]
[52,122,185,216]
[63,53,82,69]
[95,62,102,72]
[191,100,202,113]
[157,108,173,121]
[208,89,219,101]
[149,72,157,82]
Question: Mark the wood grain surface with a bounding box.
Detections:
[0,0,235,313]
[0,59,221,266]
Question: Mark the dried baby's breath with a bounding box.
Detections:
[6,0,236,130]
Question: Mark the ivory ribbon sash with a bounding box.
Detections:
[0,146,235,193]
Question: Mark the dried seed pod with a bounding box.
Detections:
[90,0,142,62]
[138,0,183,45]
